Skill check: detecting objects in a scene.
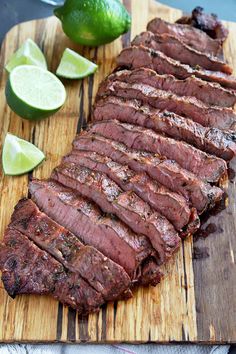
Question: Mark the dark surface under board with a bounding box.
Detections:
[2,0,236,44]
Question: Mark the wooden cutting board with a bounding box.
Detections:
[0,0,236,344]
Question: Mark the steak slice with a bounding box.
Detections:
[73,134,223,213]
[51,162,181,264]
[29,179,162,285]
[98,79,236,131]
[176,7,229,42]
[98,68,236,108]
[10,198,132,301]
[0,228,104,313]
[132,32,231,74]
[93,96,236,160]
[89,120,227,183]
[117,46,236,90]
[63,150,200,235]
[147,17,222,57]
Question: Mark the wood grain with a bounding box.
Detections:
[0,0,235,343]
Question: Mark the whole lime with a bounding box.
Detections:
[54,0,131,47]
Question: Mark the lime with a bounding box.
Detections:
[56,48,98,79]
[5,38,47,73]
[5,65,66,121]
[54,0,131,47]
[2,133,45,176]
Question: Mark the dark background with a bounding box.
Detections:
[1,0,236,352]
[1,0,236,45]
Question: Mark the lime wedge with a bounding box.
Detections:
[56,48,98,79]
[2,133,45,176]
[5,65,66,121]
[5,38,47,73]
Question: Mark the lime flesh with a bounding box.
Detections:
[5,38,47,73]
[54,0,131,47]
[56,48,98,79]
[2,133,45,175]
[5,65,66,121]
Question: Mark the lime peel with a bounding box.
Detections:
[54,0,131,47]
[2,133,45,176]
[5,65,66,121]
[5,38,47,73]
[56,48,98,79]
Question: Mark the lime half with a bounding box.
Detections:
[2,133,45,175]
[5,65,66,120]
[56,48,98,79]
[5,38,47,73]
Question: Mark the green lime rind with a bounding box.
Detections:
[5,78,61,120]
[5,38,47,73]
[2,133,45,176]
[56,48,98,79]
[54,0,131,47]
[5,65,66,121]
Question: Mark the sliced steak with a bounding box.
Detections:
[93,96,236,160]
[73,133,223,213]
[176,7,229,42]
[89,120,227,183]
[98,68,236,108]
[132,32,231,74]
[98,79,236,131]
[117,46,236,90]
[52,163,181,263]
[63,150,199,234]
[29,179,162,285]
[10,198,132,301]
[147,17,222,57]
[0,228,104,313]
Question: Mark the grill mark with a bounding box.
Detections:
[11,201,107,297]
[182,241,188,304]
[35,20,46,53]
[0,38,6,71]
[77,82,85,133]
[78,314,90,342]
[96,312,99,341]
[88,76,94,125]
[88,48,98,124]
[182,323,186,341]
[101,303,107,341]
[27,126,36,197]
[113,300,118,334]
[67,307,76,341]
[56,302,63,340]
[148,328,151,341]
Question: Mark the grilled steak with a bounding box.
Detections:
[73,133,223,213]
[29,179,162,285]
[89,120,227,183]
[51,162,181,263]
[132,32,231,74]
[93,96,236,160]
[0,228,104,313]
[176,7,229,42]
[97,79,236,131]
[1,9,233,314]
[117,46,236,90]
[10,198,132,301]
[147,17,222,57]
[63,150,200,235]
[98,68,236,108]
